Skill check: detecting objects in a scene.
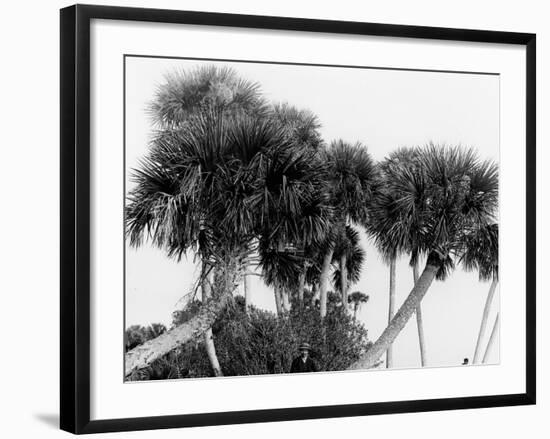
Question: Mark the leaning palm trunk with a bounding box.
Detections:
[386,257,396,368]
[202,264,223,377]
[350,262,439,370]
[340,254,348,308]
[125,289,233,377]
[473,277,498,364]
[125,260,239,377]
[482,312,500,363]
[413,262,428,367]
[319,247,335,318]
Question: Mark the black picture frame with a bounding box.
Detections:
[60,4,536,434]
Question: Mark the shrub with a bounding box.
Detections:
[129,293,371,380]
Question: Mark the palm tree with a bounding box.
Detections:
[319,140,377,318]
[149,65,268,128]
[460,223,499,364]
[367,176,400,368]
[254,103,326,313]
[348,291,370,320]
[125,106,332,376]
[128,65,268,376]
[350,144,498,370]
[332,225,366,307]
[258,242,302,314]
[367,147,428,367]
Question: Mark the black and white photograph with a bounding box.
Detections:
[124,56,500,381]
[0,0,543,436]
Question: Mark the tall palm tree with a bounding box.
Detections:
[332,225,366,306]
[125,103,332,376]
[128,65,268,376]
[367,147,428,367]
[254,103,326,313]
[367,177,401,368]
[350,144,498,370]
[319,140,377,318]
[460,223,499,364]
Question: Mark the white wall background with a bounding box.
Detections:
[0,0,545,437]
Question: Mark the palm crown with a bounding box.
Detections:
[376,143,498,279]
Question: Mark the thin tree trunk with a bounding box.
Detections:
[340,254,348,308]
[482,312,500,364]
[413,262,428,367]
[319,247,335,318]
[243,264,251,311]
[312,283,319,304]
[281,287,290,312]
[473,277,498,364]
[298,263,306,307]
[202,264,223,377]
[350,262,439,370]
[274,284,283,316]
[386,257,396,369]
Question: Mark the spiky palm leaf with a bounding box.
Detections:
[324,140,378,224]
[269,102,324,150]
[149,65,268,127]
[374,143,498,279]
[257,242,304,292]
[366,146,426,263]
[460,223,498,281]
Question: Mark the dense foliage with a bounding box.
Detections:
[127,294,371,380]
[124,64,500,376]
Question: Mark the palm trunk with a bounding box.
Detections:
[473,277,498,364]
[125,289,233,377]
[243,264,252,310]
[350,262,439,370]
[311,283,319,307]
[386,257,396,368]
[413,262,428,367]
[298,264,306,307]
[274,284,283,316]
[319,247,335,318]
[340,254,348,308]
[281,287,290,312]
[125,260,238,377]
[482,312,500,363]
[202,264,223,377]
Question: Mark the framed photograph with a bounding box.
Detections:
[60,4,536,434]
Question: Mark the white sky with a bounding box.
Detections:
[125,56,500,369]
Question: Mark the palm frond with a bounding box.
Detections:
[324,140,378,224]
[148,65,268,127]
[459,223,498,281]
